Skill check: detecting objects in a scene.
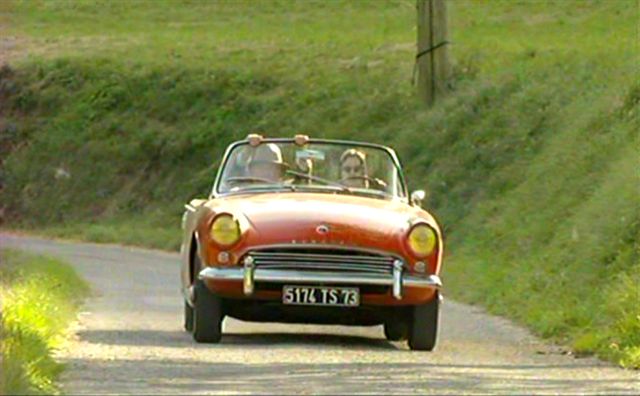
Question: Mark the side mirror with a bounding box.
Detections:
[185,198,206,212]
[410,190,426,207]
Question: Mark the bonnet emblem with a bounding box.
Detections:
[316,225,329,235]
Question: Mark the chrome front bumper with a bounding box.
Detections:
[198,257,442,300]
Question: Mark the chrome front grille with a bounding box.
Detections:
[249,249,396,275]
[197,246,439,300]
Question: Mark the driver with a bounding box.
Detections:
[246,143,286,183]
[340,148,369,188]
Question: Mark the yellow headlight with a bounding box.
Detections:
[210,214,241,246]
[408,224,437,257]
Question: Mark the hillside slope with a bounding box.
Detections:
[1,0,638,367]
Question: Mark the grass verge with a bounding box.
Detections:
[0,249,90,395]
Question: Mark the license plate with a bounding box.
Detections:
[282,285,360,307]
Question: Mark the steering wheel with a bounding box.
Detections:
[339,175,388,189]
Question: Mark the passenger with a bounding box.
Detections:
[340,148,369,188]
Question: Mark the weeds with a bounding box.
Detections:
[0,250,90,394]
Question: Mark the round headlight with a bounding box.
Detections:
[210,214,241,246]
[407,224,437,257]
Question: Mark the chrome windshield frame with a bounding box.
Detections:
[210,138,409,201]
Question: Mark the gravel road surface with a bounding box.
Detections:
[1,233,638,394]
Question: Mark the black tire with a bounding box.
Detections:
[408,292,440,351]
[384,321,407,341]
[184,300,194,332]
[192,279,223,343]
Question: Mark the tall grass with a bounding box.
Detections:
[0,249,90,395]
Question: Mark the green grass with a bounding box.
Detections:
[0,0,638,368]
[35,220,178,251]
[0,249,90,395]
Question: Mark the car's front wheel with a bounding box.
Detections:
[408,292,440,351]
[384,320,408,341]
[192,279,223,343]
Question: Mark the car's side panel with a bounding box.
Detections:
[180,199,213,302]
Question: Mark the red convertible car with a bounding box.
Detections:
[180,134,444,350]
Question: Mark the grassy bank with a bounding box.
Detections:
[0,249,90,395]
[0,0,638,367]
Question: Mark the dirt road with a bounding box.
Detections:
[1,233,637,394]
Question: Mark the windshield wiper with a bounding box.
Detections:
[229,184,297,193]
[225,176,297,191]
[285,170,352,193]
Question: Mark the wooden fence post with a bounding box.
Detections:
[416,0,450,107]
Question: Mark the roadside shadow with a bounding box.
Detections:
[222,332,397,349]
[76,329,399,350]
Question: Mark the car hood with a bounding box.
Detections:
[204,192,437,254]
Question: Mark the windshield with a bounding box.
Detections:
[215,141,406,199]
